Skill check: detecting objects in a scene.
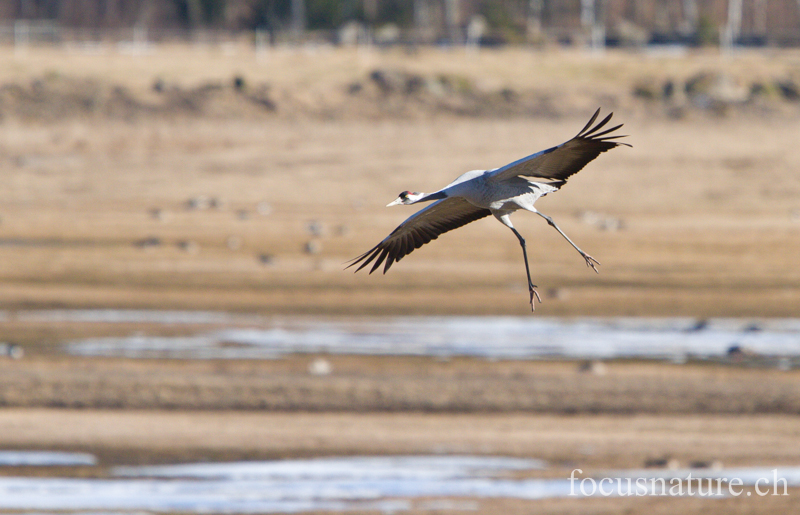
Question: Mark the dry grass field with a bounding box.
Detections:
[0,45,798,316]
[0,44,799,514]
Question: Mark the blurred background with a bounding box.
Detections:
[0,1,799,513]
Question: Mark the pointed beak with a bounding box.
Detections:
[386,197,403,207]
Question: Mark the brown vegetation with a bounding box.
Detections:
[0,47,798,318]
[1,355,799,414]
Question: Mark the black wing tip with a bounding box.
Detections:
[577,107,602,135]
[581,112,614,138]
[344,255,362,270]
[369,248,389,274]
[599,136,632,148]
[346,243,398,275]
[578,108,630,145]
[347,201,493,276]
[345,244,382,273]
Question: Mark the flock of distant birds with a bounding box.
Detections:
[138,197,279,264]
[139,196,353,267]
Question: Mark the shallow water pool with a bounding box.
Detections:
[58,312,800,362]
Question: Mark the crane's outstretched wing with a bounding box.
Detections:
[486,108,630,184]
[347,197,492,274]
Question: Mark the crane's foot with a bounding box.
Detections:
[529,283,542,312]
[582,254,601,273]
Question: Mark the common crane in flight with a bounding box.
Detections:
[348,109,630,310]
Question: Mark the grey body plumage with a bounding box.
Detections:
[348,108,630,310]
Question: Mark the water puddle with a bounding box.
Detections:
[112,455,547,480]
[0,456,796,512]
[0,456,558,512]
[0,451,96,466]
[57,313,800,361]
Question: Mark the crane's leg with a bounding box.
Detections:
[495,212,542,311]
[510,227,542,311]
[534,211,600,273]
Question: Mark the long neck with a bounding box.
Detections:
[413,191,447,204]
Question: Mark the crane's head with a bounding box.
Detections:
[387,191,423,207]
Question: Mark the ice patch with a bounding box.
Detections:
[0,455,558,512]
[0,451,97,467]
[64,315,800,361]
[0,456,798,512]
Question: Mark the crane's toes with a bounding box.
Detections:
[584,255,601,273]
[529,285,542,311]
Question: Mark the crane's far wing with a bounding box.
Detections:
[486,108,630,184]
[347,197,492,274]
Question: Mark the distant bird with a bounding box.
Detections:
[347,109,630,310]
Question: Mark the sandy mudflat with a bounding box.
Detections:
[0,408,799,513]
[0,356,797,514]
[0,355,797,414]
[1,408,800,470]
[0,356,798,472]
